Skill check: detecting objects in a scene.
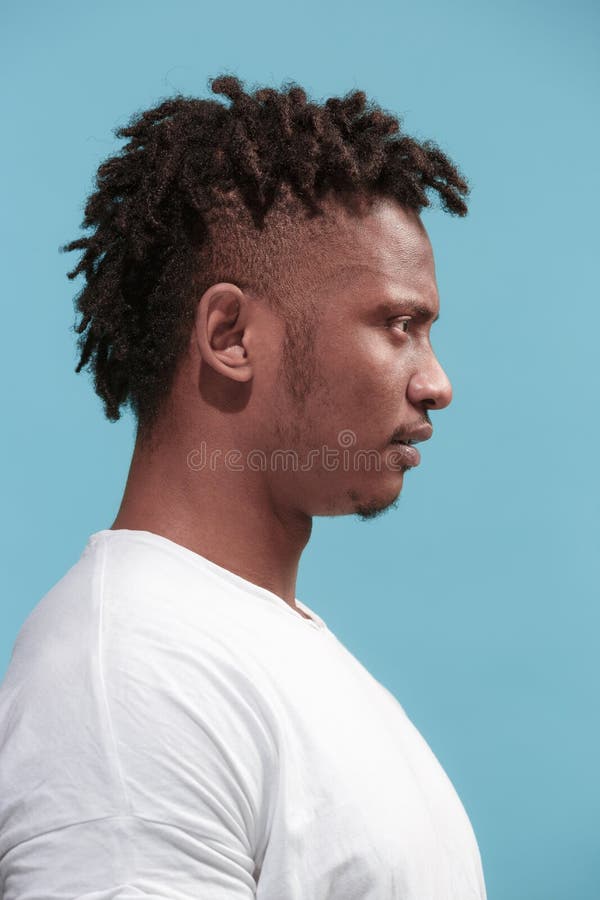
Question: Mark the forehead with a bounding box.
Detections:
[317,197,438,310]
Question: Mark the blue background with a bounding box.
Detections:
[2,2,598,897]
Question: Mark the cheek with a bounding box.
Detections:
[345,354,409,412]
[311,331,411,427]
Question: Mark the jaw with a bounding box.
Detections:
[345,472,405,520]
[354,497,401,521]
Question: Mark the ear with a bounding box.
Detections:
[193,282,253,383]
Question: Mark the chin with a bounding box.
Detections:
[346,474,405,521]
[301,467,407,518]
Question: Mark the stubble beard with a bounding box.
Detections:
[275,319,406,522]
[348,488,403,522]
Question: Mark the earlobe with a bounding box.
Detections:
[194,282,254,383]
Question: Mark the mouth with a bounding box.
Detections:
[390,423,433,446]
[388,440,421,468]
[386,424,432,469]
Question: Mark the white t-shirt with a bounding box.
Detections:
[0,528,487,899]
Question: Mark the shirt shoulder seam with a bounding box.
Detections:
[95,534,134,815]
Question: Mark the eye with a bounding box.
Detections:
[389,316,411,334]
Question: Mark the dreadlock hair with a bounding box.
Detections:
[61,73,469,443]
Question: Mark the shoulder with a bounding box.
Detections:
[0,531,279,865]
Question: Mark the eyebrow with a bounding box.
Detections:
[376,299,440,324]
[325,264,440,324]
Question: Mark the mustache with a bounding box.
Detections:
[390,414,432,443]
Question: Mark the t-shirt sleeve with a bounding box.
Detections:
[0,588,277,899]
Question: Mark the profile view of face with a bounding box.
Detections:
[263,196,453,520]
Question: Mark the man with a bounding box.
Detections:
[0,75,486,898]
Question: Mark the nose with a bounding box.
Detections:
[406,348,453,411]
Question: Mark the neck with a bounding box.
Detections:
[110,425,313,609]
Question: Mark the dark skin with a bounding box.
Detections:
[112,196,452,617]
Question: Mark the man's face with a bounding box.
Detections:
[267,196,453,521]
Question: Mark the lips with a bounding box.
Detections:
[388,442,421,467]
[390,423,433,445]
[388,424,432,468]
